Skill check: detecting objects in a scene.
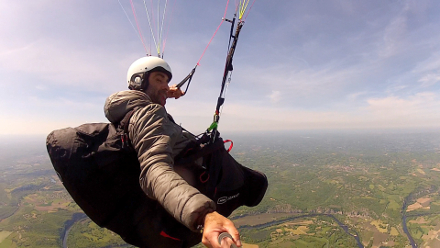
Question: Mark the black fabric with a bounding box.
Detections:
[175,137,268,217]
[46,112,136,226]
[46,111,201,248]
[46,113,267,247]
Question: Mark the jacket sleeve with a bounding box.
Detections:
[129,104,215,231]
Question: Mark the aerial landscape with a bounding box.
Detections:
[2,1,440,248]
[1,130,439,248]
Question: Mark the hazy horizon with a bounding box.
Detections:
[1,128,438,162]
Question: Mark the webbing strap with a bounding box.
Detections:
[176,66,196,94]
[218,21,243,103]
[120,110,135,133]
[210,21,244,136]
[119,109,136,149]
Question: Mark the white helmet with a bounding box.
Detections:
[127,56,172,90]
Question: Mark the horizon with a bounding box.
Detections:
[0,129,440,159]
[0,126,439,139]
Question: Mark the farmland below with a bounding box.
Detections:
[1,130,440,247]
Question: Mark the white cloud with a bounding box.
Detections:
[268,90,281,103]
[238,61,363,99]
[362,92,440,128]
[418,73,440,87]
[379,4,408,58]
[413,53,440,74]
[2,1,440,135]
[347,91,367,101]
[168,90,440,133]
[0,39,120,89]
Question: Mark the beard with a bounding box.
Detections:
[148,90,167,106]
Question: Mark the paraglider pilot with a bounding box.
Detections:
[104,56,242,248]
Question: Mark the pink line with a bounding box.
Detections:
[197,0,231,65]
[162,0,175,56]
[130,0,148,54]
[235,0,240,14]
[223,0,231,17]
[150,0,157,43]
[243,0,256,21]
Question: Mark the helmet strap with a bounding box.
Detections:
[140,71,150,91]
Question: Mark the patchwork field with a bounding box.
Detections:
[2,132,440,247]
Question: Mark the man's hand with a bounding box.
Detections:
[202,211,242,248]
[167,85,185,99]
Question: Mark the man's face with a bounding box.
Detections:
[145,71,170,106]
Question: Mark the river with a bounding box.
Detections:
[237,213,364,248]
[61,213,88,248]
[61,193,429,248]
[401,185,440,248]
[401,197,418,248]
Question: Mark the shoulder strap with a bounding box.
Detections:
[120,109,135,132]
[118,109,136,149]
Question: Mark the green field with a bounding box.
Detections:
[1,131,440,247]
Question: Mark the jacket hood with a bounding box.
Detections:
[104,90,152,123]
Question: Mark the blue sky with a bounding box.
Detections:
[1,0,440,135]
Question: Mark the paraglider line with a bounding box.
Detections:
[161,1,174,56]
[157,2,160,55]
[118,0,149,55]
[243,0,256,21]
[143,0,159,56]
[197,0,231,65]
[129,0,148,55]
[159,0,169,57]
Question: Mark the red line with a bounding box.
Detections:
[162,0,175,56]
[197,0,231,66]
[243,0,256,21]
[234,0,240,14]
[130,0,148,55]
[150,0,157,44]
